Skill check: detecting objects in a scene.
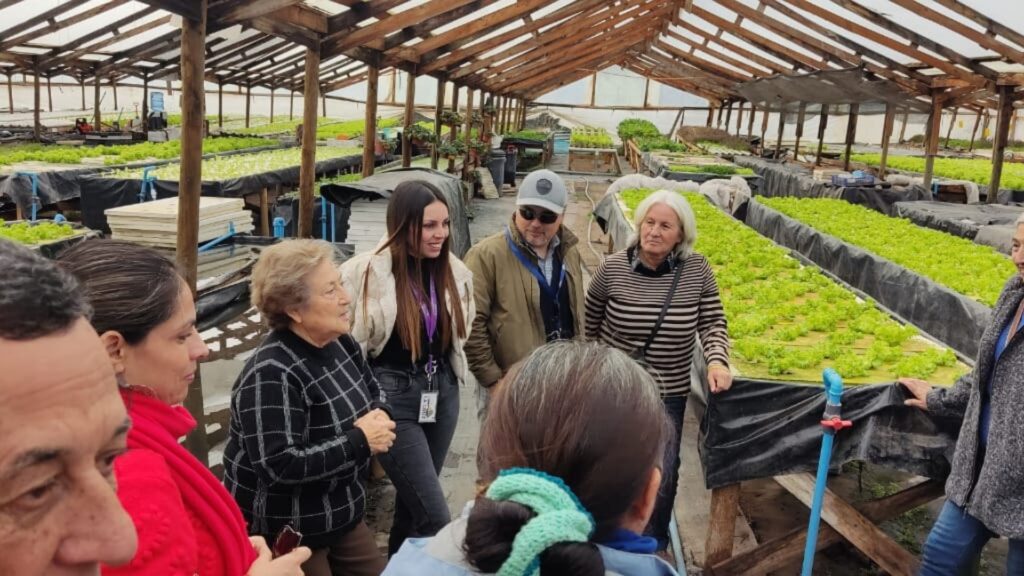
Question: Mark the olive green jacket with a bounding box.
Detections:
[462,223,586,387]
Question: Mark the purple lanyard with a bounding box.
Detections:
[413,276,439,379]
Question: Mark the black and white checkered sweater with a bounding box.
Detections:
[222,329,387,548]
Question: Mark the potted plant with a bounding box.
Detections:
[470,112,484,127]
[438,139,466,159]
[405,123,435,146]
[440,110,464,126]
[468,138,489,163]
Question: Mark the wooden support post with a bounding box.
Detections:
[362,63,378,179]
[448,84,460,173]
[879,103,896,180]
[259,187,270,237]
[775,474,920,576]
[299,47,321,234]
[707,105,715,127]
[815,105,829,167]
[142,74,149,132]
[111,77,117,111]
[898,110,909,143]
[969,109,982,152]
[717,102,726,129]
[590,73,598,107]
[289,89,294,121]
[32,69,40,141]
[7,74,13,113]
[79,79,85,112]
[322,94,327,119]
[760,107,770,153]
[93,72,101,129]
[46,75,52,113]
[843,103,859,172]
[402,67,416,168]
[269,86,275,123]
[670,108,684,140]
[945,107,958,148]
[642,77,651,109]
[432,78,444,170]
[244,83,251,128]
[705,484,741,567]
[463,88,474,180]
[988,85,1014,204]
[176,0,209,462]
[724,101,734,131]
[794,102,806,159]
[216,82,222,129]
[389,69,397,106]
[747,104,756,139]
[775,106,785,159]
[735,102,744,138]
[923,94,942,192]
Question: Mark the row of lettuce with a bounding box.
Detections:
[619,189,966,384]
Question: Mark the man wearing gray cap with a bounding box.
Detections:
[463,169,586,418]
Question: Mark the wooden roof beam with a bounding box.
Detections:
[623,58,726,101]
[637,50,736,95]
[931,0,1024,55]
[94,30,181,76]
[670,16,788,75]
[418,0,607,75]
[210,0,304,25]
[368,0,495,54]
[134,0,200,21]
[326,0,403,35]
[323,0,480,59]
[39,14,173,74]
[454,0,657,83]
[249,15,320,50]
[687,4,823,72]
[823,0,997,82]
[525,58,622,100]
[652,39,751,83]
[0,0,133,54]
[888,0,1024,64]
[663,28,773,77]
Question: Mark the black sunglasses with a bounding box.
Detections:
[518,206,559,224]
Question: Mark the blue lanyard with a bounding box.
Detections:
[505,227,567,302]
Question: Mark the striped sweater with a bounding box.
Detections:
[585,249,730,397]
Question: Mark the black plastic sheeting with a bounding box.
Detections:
[79,153,364,231]
[695,377,959,489]
[894,200,1024,240]
[734,156,930,215]
[644,153,764,194]
[272,195,354,243]
[746,199,991,360]
[320,167,472,258]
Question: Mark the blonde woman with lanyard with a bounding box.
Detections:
[341,180,474,557]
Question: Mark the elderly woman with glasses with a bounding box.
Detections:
[585,190,732,555]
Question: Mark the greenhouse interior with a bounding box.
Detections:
[2,1,1024,575]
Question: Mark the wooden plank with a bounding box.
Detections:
[214,0,302,24]
[989,85,1015,204]
[843,103,859,172]
[889,0,1024,64]
[879,103,896,179]
[671,17,785,75]
[260,188,270,237]
[705,484,741,567]
[362,63,379,178]
[0,0,130,53]
[712,479,943,576]
[136,0,200,21]
[324,0,479,58]
[923,93,943,191]
[270,4,327,34]
[688,4,823,71]
[176,0,209,462]
[398,0,549,60]
[403,69,416,168]
[664,28,771,78]
[299,47,320,237]
[372,0,493,55]
[774,473,920,576]
[932,0,1024,56]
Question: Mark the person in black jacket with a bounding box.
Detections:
[223,239,396,576]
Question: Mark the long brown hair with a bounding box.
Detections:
[363,180,466,362]
[465,341,673,574]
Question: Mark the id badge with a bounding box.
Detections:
[418,391,439,423]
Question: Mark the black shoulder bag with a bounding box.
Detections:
[628,263,683,366]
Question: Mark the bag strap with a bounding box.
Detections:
[640,262,683,356]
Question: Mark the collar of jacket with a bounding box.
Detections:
[365,235,472,285]
[507,214,579,260]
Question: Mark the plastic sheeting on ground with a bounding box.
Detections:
[645,153,764,194]
[78,153,364,232]
[894,200,1024,240]
[695,377,959,489]
[746,199,990,360]
[733,156,930,215]
[320,167,472,257]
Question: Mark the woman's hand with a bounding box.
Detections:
[355,408,396,454]
[708,363,733,394]
[898,377,932,411]
[247,536,312,576]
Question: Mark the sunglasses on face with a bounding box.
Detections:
[518,206,558,224]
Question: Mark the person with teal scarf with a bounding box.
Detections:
[382,341,680,576]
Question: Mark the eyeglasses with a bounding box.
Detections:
[518,206,559,224]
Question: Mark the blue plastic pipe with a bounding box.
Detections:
[198,221,235,253]
[330,202,337,242]
[320,198,327,240]
[273,217,286,238]
[13,172,40,221]
[139,166,157,203]
[801,368,850,576]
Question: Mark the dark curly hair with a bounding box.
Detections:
[0,239,91,340]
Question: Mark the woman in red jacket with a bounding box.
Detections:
[59,240,311,576]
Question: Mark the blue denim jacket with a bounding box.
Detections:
[382,514,681,576]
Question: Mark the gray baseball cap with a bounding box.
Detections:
[516,169,568,215]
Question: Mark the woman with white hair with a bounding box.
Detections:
[585,189,732,555]
[901,214,1024,574]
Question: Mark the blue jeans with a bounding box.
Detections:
[373,362,460,556]
[645,394,687,551]
[920,501,1024,575]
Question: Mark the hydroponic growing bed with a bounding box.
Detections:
[850,153,1024,191]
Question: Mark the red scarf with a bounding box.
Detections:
[120,389,256,576]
